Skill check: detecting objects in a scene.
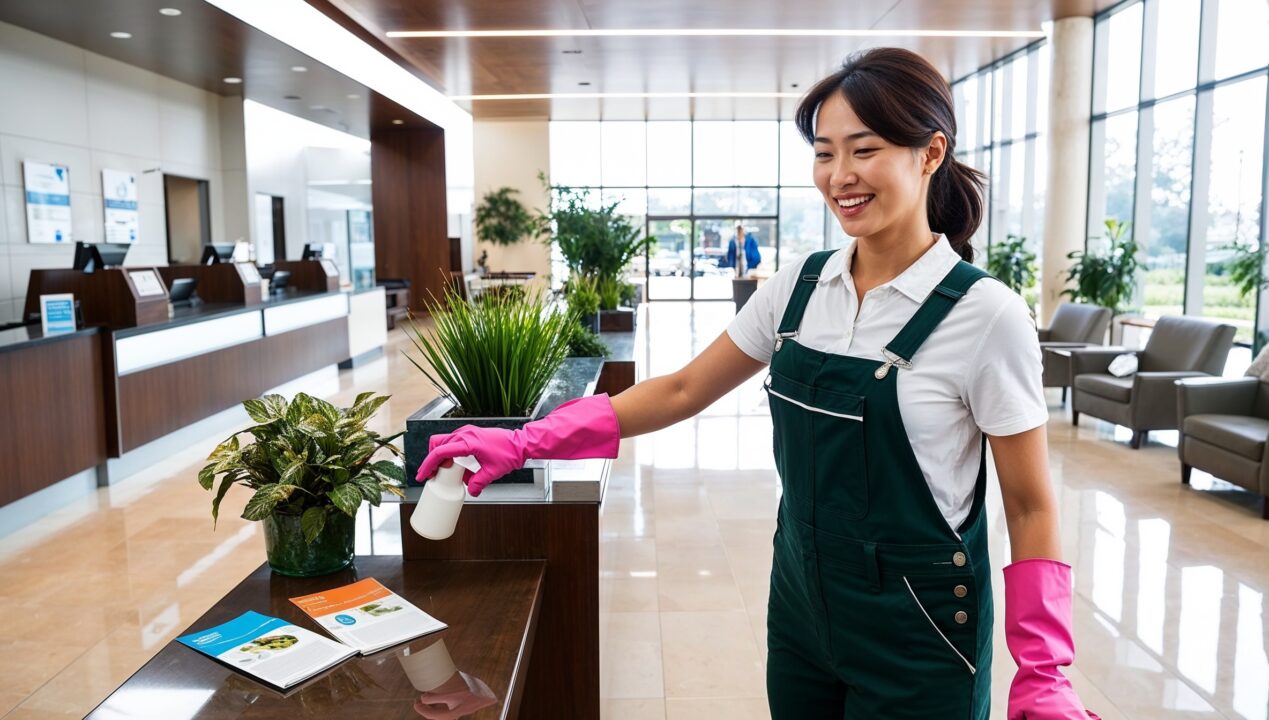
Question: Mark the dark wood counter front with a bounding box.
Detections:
[87,557,544,720]
[0,327,106,506]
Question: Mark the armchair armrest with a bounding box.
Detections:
[1037,328,1052,342]
[1176,376,1259,418]
[1070,348,1134,376]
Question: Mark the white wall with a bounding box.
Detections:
[472,119,552,282]
[0,20,246,323]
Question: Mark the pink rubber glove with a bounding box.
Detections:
[415,394,621,496]
[1004,558,1100,720]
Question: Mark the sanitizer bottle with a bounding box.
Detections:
[410,455,480,540]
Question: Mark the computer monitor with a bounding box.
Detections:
[72,242,130,273]
[300,243,323,260]
[200,244,235,265]
[167,277,198,304]
[269,270,292,294]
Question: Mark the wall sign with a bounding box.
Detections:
[40,294,76,335]
[23,161,72,244]
[102,168,139,244]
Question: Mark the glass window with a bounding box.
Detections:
[692,122,735,186]
[1214,0,1269,81]
[1011,56,1028,140]
[646,121,692,186]
[1143,96,1195,322]
[648,187,692,215]
[1100,112,1139,232]
[779,121,814,186]
[600,122,646,186]
[963,74,980,151]
[1203,76,1267,343]
[734,122,780,186]
[778,188,826,270]
[1036,44,1050,136]
[601,188,648,218]
[992,66,1006,143]
[692,188,777,216]
[1153,0,1201,99]
[1105,3,1144,112]
[1006,141,1027,237]
[548,122,601,186]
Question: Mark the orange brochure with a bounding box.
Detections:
[290,578,446,655]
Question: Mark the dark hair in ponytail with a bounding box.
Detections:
[794,48,986,261]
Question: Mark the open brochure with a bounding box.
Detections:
[290,577,447,654]
[176,610,356,689]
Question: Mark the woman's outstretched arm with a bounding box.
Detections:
[609,330,768,438]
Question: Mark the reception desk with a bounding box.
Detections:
[107,290,351,455]
[0,325,107,507]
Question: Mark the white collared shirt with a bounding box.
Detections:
[727,235,1048,529]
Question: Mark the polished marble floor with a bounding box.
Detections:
[1,302,1266,719]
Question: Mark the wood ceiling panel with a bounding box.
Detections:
[323,0,1117,120]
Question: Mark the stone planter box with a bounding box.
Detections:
[404,357,606,487]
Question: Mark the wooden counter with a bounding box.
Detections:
[87,557,544,720]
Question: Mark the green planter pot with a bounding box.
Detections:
[263,510,355,577]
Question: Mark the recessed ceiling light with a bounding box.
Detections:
[283,94,301,100]
[223,77,243,84]
[110,31,132,39]
[291,65,308,72]
[578,81,591,86]
[389,27,1046,39]
[346,93,360,99]
[450,91,803,101]
[158,8,182,16]
[392,119,404,125]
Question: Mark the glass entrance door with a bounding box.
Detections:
[646,218,693,300]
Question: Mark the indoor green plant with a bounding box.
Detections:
[538,173,654,314]
[1062,218,1140,318]
[402,284,577,483]
[474,186,542,247]
[987,233,1038,295]
[199,392,405,577]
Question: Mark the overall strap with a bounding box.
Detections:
[883,260,991,365]
[775,250,837,339]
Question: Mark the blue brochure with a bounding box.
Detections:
[177,610,356,688]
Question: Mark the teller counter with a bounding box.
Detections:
[106,290,352,455]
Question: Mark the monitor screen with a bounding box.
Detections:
[168,277,197,303]
[72,242,130,272]
[270,270,292,293]
[200,244,234,265]
[300,243,323,260]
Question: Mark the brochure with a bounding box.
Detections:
[290,577,447,655]
[176,610,356,689]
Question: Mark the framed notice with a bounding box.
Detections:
[23,161,72,244]
[319,259,339,277]
[102,169,138,244]
[40,294,76,335]
[128,269,166,297]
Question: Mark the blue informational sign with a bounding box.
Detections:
[23,161,72,244]
[40,293,76,335]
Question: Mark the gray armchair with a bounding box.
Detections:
[1070,315,1236,448]
[1040,303,1113,404]
[1176,376,1269,519]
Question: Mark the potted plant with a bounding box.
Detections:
[987,233,1039,310]
[199,392,405,577]
[474,187,542,247]
[566,274,602,334]
[402,284,577,485]
[539,174,654,331]
[1063,218,1140,322]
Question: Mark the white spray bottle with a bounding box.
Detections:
[410,455,480,540]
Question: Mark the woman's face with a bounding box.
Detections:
[812,92,939,240]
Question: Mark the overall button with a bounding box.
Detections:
[954,611,969,625]
[952,551,967,567]
[953,584,968,598]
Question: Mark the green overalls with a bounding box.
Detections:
[764,249,994,719]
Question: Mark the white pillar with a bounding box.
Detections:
[1040,16,1095,327]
